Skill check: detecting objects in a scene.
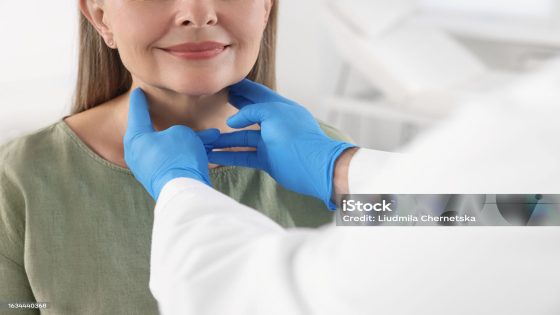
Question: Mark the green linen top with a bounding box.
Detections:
[0,119,351,315]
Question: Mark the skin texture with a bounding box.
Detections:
[66,0,272,168]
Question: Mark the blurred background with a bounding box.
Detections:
[1,0,559,150]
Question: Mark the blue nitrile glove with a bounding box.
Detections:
[124,88,220,200]
[208,79,357,210]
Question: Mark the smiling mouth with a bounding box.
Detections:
[162,44,231,60]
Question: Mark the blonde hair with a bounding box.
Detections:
[71,1,278,114]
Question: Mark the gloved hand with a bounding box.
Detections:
[124,88,220,200]
[208,79,357,210]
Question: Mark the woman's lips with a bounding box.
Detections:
[162,42,230,60]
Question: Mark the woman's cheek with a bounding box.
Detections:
[113,20,166,73]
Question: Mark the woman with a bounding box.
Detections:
[0,0,351,313]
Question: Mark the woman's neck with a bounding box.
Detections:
[111,81,243,136]
[64,81,255,170]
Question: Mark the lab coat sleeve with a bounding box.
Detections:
[150,178,313,315]
[348,148,403,193]
[150,177,560,315]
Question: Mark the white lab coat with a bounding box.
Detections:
[150,64,560,315]
[150,151,560,315]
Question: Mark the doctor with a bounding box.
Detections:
[125,79,560,315]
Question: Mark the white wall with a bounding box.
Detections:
[276,0,342,120]
[419,0,559,19]
[0,2,78,143]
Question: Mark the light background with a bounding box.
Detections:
[1,1,560,149]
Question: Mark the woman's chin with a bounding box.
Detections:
[168,80,228,96]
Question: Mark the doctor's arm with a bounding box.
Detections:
[148,145,406,315]
[151,175,560,315]
[125,80,560,315]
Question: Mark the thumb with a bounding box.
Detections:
[126,88,155,138]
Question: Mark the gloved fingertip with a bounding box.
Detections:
[206,128,221,140]
[197,128,221,143]
[130,87,147,102]
[226,115,242,129]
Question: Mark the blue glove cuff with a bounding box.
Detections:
[324,142,357,211]
[152,169,211,201]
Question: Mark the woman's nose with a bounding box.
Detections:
[175,0,218,27]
